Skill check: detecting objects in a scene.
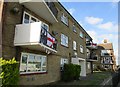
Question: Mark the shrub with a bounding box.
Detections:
[74,65,81,80]
[62,63,81,82]
[0,58,19,86]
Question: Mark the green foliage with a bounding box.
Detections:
[62,63,81,82]
[0,58,19,86]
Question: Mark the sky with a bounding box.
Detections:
[60,1,119,65]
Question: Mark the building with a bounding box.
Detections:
[0,0,98,85]
[86,38,98,73]
[94,39,116,71]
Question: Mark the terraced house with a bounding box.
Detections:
[0,0,98,85]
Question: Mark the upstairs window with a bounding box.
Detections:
[80,45,84,53]
[61,34,68,47]
[23,11,39,24]
[72,25,77,33]
[73,41,77,50]
[61,13,68,26]
[80,31,83,38]
[41,22,49,31]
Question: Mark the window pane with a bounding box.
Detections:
[20,54,28,72]
[27,55,36,72]
[30,17,37,23]
[42,57,46,66]
[24,13,30,23]
[41,57,46,71]
[35,56,42,71]
[42,23,49,31]
[61,34,68,47]
[80,45,83,53]
[80,32,83,38]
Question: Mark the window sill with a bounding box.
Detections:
[61,21,69,27]
[20,72,47,76]
[61,44,69,48]
[79,36,84,39]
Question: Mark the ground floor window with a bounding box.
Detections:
[60,58,68,71]
[20,53,47,74]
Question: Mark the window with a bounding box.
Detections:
[60,58,68,71]
[73,41,76,50]
[61,13,68,26]
[101,50,111,56]
[72,25,77,33]
[80,45,84,53]
[80,31,83,38]
[20,53,47,74]
[23,11,39,24]
[87,62,90,69]
[61,34,68,47]
[41,22,49,31]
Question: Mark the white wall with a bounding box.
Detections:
[71,58,86,77]
[14,22,42,45]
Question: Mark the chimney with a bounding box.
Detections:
[104,39,108,43]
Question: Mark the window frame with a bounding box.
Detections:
[20,52,47,74]
[80,31,83,38]
[61,13,68,26]
[22,11,40,24]
[61,34,68,47]
[72,24,77,33]
[73,41,77,50]
[60,58,68,71]
[80,45,84,53]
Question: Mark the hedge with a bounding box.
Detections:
[62,63,81,82]
[0,58,19,86]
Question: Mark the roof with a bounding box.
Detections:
[98,43,113,50]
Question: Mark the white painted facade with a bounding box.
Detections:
[71,58,86,77]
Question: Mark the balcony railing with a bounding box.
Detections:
[14,22,57,53]
[40,27,57,50]
[87,54,98,61]
[86,41,97,49]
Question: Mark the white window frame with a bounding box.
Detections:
[60,58,68,71]
[61,34,68,47]
[80,45,84,53]
[80,31,83,38]
[41,22,49,31]
[22,11,40,24]
[101,50,111,56]
[20,52,47,74]
[73,24,77,33]
[61,13,68,26]
[73,41,76,50]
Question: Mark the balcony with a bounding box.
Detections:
[19,0,58,24]
[45,1,58,18]
[87,55,98,62]
[86,41,97,49]
[14,22,57,53]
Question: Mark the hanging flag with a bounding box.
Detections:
[47,32,55,48]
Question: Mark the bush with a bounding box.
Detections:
[62,64,81,82]
[0,58,19,86]
[74,65,81,80]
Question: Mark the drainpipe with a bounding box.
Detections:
[0,0,4,57]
